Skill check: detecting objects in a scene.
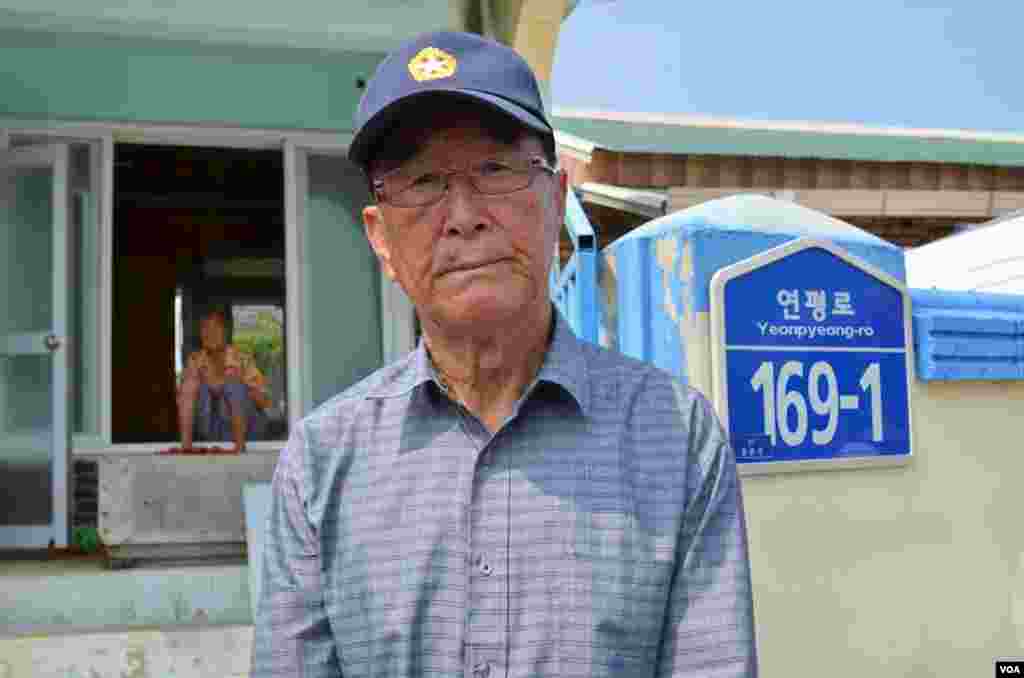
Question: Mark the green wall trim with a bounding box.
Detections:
[0,28,383,132]
[554,114,1024,168]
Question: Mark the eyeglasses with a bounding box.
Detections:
[372,156,557,208]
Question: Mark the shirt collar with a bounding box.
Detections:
[533,307,590,415]
[367,307,591,416]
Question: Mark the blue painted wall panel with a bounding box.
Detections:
[911,288,1024,313]
[566,194,1024,384]
[614,237,652,363]
[687,227,905,314]
[653,233,686,378]
[596,196,908,383]
[551,188,600,345]
[912,297,1024,381]
[575,247,599,344]
[615,195,907,316]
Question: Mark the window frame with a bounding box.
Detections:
[1,119,416,455]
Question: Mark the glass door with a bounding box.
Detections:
[0,143,72,549]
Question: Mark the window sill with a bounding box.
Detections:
[74,440,285,457]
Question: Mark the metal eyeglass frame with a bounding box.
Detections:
[372,156,558,207]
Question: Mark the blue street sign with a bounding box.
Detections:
[710,239,913,472]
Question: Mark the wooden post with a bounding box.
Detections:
[452,0,573,109]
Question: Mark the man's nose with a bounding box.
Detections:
[441,174,489,237]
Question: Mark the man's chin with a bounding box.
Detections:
[436,296,538,331]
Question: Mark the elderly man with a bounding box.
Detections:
[251,31,757,678]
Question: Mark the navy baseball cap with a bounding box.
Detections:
[348,31,554,171]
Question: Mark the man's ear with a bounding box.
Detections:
[363,205,397,281]
[546,170,569,242]
[555,169,569,217]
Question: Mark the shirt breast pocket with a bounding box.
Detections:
[562,509,676,675]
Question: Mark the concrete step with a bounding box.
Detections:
[0,560,252,636]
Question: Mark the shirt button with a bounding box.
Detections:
[472,662,491,678]
[474,553,493,576]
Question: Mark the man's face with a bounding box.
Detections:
[199,313,227,351]
[362,114,567,332]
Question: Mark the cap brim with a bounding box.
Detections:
[348,88,553,170]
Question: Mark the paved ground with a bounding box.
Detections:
[0,624,253,678]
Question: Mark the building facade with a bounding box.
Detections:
[1,3,573,673]
[553,107,1024,258]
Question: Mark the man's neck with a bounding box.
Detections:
[423,304,553,433]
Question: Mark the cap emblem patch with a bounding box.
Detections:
[408,47,457,82]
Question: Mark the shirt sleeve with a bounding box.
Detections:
[657,386,758,677]
[250,423,341,677]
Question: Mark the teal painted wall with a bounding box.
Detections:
[304,155,383,409]
[0,2,454,53]
[0,28,382,131]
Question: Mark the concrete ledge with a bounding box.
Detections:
[0,563,252,636]
[98,453,278,548]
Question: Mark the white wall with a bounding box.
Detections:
[906,215,1024,293]
[742,377,1024,676]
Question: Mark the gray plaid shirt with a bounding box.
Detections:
[251,311,757,677]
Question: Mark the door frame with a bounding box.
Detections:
[0,142,73,547]
[0,119,416,453]
[284,142,418,416]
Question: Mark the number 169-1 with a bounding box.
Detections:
[749,360,883,447]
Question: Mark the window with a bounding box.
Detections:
[4,127,418,453]
[111,143,288,444]
[230,303,287,432]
